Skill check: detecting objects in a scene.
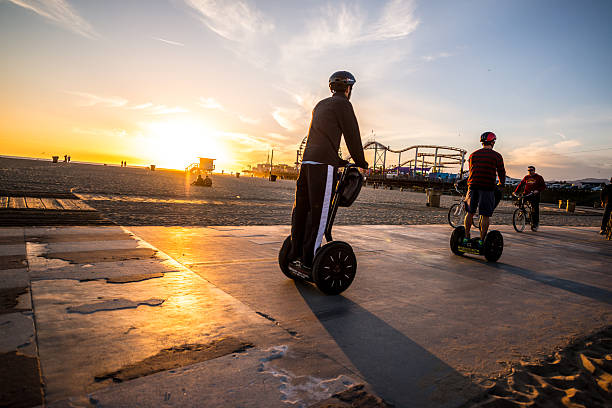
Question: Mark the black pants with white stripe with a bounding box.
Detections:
[289,164,337,268]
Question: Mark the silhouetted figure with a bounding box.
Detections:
[64,154,67,163]
[67,155,71,163]
[192,174,212,187]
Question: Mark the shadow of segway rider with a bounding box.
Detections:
[288,71,369,269]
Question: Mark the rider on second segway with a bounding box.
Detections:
[463,131,506,250]
[287,71,368,272]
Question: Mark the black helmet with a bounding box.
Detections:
[480,131,496,145]
[329,71,356,93]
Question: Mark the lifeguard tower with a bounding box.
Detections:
[185,158,215,175]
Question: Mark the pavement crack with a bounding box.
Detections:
[256,311,300,338]
[66,298,165,314]
[94,337,254,383]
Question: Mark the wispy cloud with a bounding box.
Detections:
[72,127,130,138]
[198,97,223,110]
[367,0,419,41]
[239,115,260,125]
[152,37,185,47]
[554,139,581,150]
[422,52,453,62]
[66,91,127,107]
[8,0,98,38]
[147,105,190,115]
[183,0,274,41]
[272,107,304,132]
[68,91,188,115]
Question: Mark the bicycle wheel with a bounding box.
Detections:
[448,203,464,228]
[513,209,526,232]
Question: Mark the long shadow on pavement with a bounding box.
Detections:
[296,282,481,408]
[493,263,612,305]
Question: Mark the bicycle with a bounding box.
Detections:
[512,192,535,232]
[448,184,480,229]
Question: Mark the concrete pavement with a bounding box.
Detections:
[1,224,610,407]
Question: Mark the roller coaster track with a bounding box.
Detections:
[295,136,466,176]
[361,140,467,176]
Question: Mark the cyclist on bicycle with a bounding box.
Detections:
[464,131,506,246]
[600,177,612,235]
[513,166,546,231]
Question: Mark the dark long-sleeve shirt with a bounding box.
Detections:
[467,148,506,191]
[514,174,546,195]
[302,93,368,168]
[602,183,612,204]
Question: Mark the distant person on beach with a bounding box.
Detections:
[288,71,368,270]
[464,132,506,245]
[67,155,71,163]
[600,177,612,234]
[514,166,546,231]
[64,154,67,163]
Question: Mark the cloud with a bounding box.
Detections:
[422,52,453,62]
[129,103,154,110]
[198,97,224,110]
[147,105,190,115]
[67,92,188,115]
[554,139,581,150]
[367,0,419,41]
[266,132,290,141]
[239,115,260,125]
[281,0,418,60]
[66,91,127,107]
[72,127,130,138]
[152,37,185,47]
[183,0,274,41]
[7,0,98,38]
[272,107,304,132]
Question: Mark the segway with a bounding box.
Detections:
[278,164,363,295]
[449,187,504,262]
[450,227,503,262]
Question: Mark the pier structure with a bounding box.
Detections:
[363,141,467,179]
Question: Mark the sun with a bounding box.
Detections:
[142,119,230,170]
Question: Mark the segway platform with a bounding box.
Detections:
[279,164,363,295]
[450,226,503,262]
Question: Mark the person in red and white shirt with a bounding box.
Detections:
[514,166,546,231]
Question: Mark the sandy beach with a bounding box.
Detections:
[0,157,603,227]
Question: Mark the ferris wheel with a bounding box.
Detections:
[295,136,343,167]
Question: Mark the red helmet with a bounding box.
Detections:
[480,131,496,144]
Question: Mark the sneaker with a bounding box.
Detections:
[532,226,538,232]
[476,239,483,248]
[462,237,471,246]
[600,230,606,235]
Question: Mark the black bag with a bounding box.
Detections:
[338,167,364,207]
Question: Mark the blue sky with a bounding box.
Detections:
[1,0,611,179]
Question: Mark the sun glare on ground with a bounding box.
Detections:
[142,119,231,170]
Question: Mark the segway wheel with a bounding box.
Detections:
[312,241,356,295]
[483,230,503,262]
[278,235,299,280]
[450,226,465,256]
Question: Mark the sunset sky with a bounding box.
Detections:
[1,0,611,179]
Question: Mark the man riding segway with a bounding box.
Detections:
[464,131,506,247]
[279,71,368,294]
[450,131,506,262]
